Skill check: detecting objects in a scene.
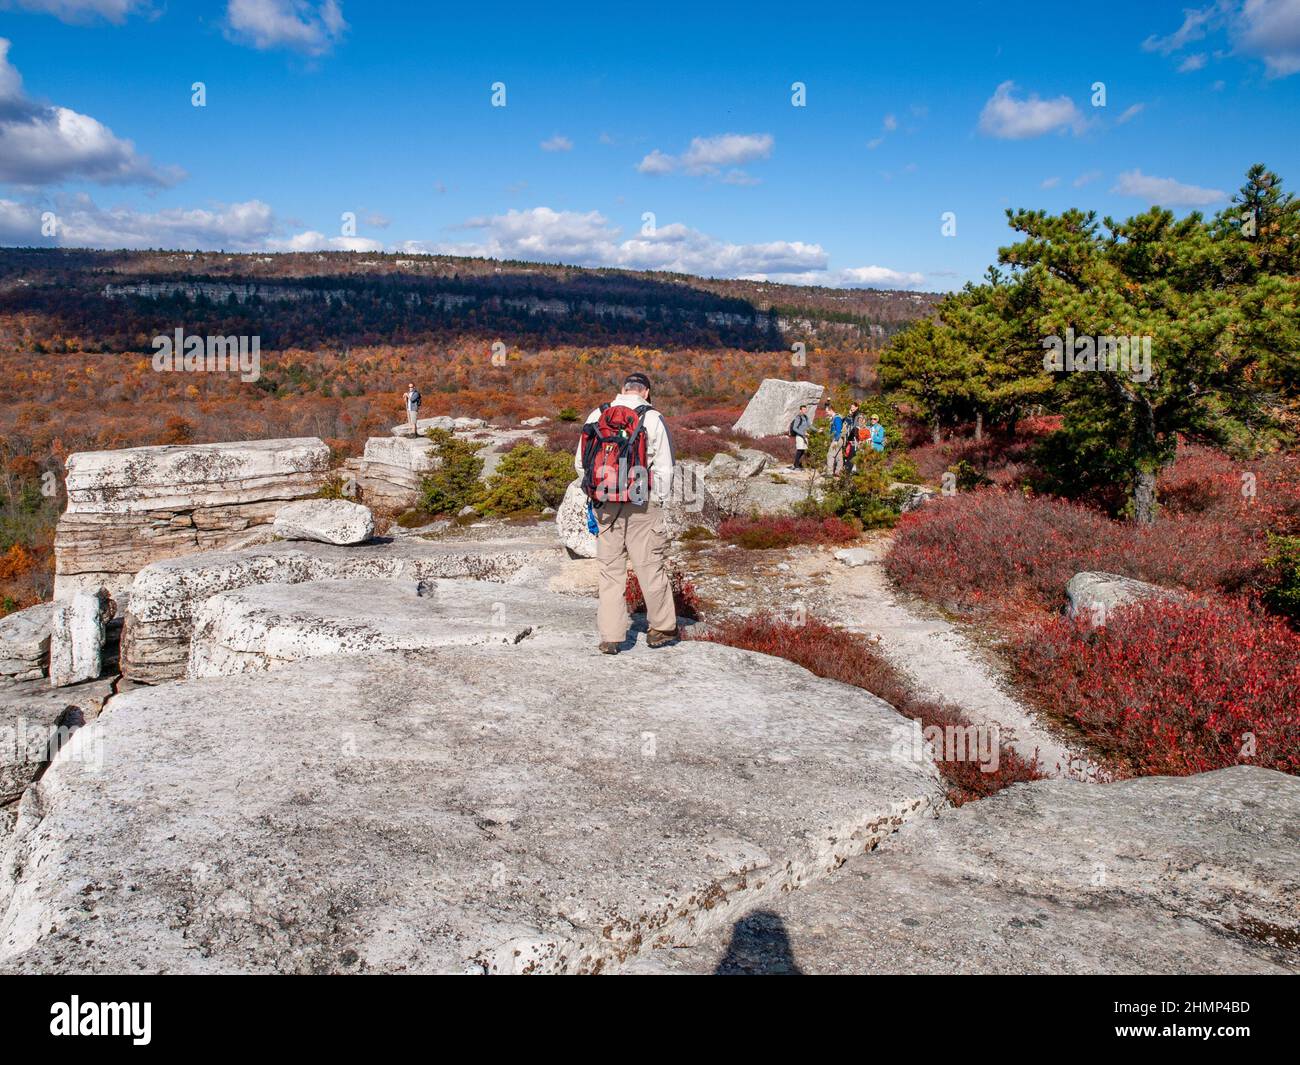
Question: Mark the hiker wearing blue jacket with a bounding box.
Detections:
[868,414,886,452]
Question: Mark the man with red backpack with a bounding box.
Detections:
[575,372,677,655]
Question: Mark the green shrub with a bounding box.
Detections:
[949,458,993,492]
[417,428,485,515]
[557,407,581,422]
[819,451,904,529]
[316,472,356,500]
[1263,534,1300,623]
[478,444,574,515]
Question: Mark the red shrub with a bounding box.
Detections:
[1011,599,1300,777]
[886,488,1267,620]
[719,515,860,550]
[695,613,1042,804]
[625,567,702,621]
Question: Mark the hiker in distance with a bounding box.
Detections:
[576,372,679,655]
[790,404,811,469]
[403,382,421,435]
[824,401,845,476]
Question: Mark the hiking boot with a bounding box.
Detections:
[598,641,620,655]
[646,628,678,648]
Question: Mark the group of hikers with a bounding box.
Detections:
[400,374,885,657]
[789,400,886,472]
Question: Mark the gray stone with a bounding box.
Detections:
[0,604,54,683]
[121,537,561,683]
[705,452,740,478]
[54,438,331,600]
[556,480,597,559]
[48,590,109,688]
[0,641,943,973]
[636,768,1300,974]
[0,676,114,811]
[834,548,871,567]
[706,472,813,517]
[1065,571,1182,626]
[188,577,592,677]
[733,449,770,478]
[521,417,550,427]
[274,499,374,546]
[732,379,824,438]
[889,482,936,513]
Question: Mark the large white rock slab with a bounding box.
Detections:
[121,537,561,683]
[641,767,1300,974]
[732,379,824,438]
[48,590,109,688]
[273,499,374,545]
[0,642,944,974]
[188,577,592,677]
[54,438,331,600]
[0,603,54,683]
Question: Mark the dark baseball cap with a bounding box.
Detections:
[624,372,652,390]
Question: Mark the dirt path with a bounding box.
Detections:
[784,534,1098,778]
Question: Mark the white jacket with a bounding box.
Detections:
[573,393,675,506]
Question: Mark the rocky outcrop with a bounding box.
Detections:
[705,448,769,480]
[0,642,943,973]
[54,438,331,600]
[273,499,374,545]
[48,590,110,688]
[1065,571,1182,626]
[391,415,487,437]
[633,767,1300,974]
[121,537,559,683]
[0,604,53,684]
[188,577,593,677]
[889,482,936,513]
[555,472,722,559]
[732,379,824,438]
[705,470,813,517]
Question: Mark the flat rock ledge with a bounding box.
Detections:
[120,537,559,683]
[0,642,944,974]
[631,767,1300,974]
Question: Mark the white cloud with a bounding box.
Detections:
[1236,0,1300,76]
[978,80,1086,139]
[1142,1,1300,78]
[882,113,898,131]
[540,134,573,152]
[1111,169,1227,206]
[1179,52,1209,71]
[0,38,182,187]
[1117,103,1146,123]
[637,132,772,182]
[1073,169,1103,187]
[866,137,883,150]
[1041,176,1061,189]
[223,0,348,56]
[4,0,148,22]
[0,194,276,247]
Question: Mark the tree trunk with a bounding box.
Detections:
[974,411,984,442]
[1133,469,1158,525]
[931,421,941,445]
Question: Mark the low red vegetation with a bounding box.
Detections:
[625,567,702,622]
[695,613,1042,805]
[718,515,860,550]
[1011,599,1300,777]
[886,488,1268,620]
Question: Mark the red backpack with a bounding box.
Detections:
[580,403,652,506]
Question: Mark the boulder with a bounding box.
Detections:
[706,472,813,517]
[274,499,374,546]
[389,415,487,437]
[834,548,872,568]
[889,482,936,513]
[556,480,597,558]
[349,435,438,508]
[1065,571,1182,626]
[733,449,770,478]
[121,537,561,683]
[705,452,741,478]
[521,416,550,427]
[48,590,109,688]
[556,472,722,558]
[188,578,593,677]
[54,438,331,600]
[732,379,824,438]
[0,676,114,815]
[0,603,54,683]
[639,767,1300,974]
[0,641,943,973]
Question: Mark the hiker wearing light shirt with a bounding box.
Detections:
[789,405,811,469]
[403,383,421,435]
[574,372,677,655]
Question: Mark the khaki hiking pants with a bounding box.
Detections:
[595,501,676,643]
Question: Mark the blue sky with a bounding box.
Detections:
[1,0,1297,290]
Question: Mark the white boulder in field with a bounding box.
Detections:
[49,590,109,688]
[732,379,825,438]
[274,499,374,546]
